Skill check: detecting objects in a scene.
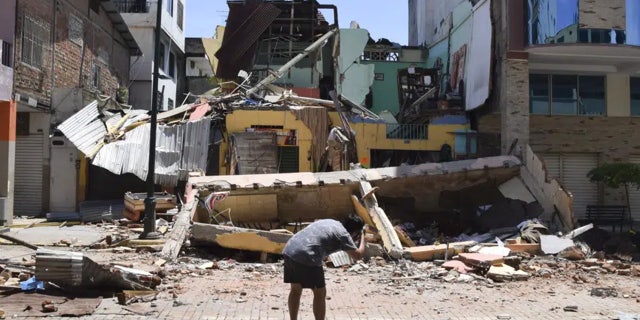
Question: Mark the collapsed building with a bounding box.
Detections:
[55,0,580,260]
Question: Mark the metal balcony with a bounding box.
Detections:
[113,0,150,13]
[386,124,427,140]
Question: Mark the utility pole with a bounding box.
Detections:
[140,0,163,240]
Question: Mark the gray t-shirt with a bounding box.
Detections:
[282,219,357,266]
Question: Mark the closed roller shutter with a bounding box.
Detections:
[562,154,598,220]
[541,154,561,181]
[540,153,598,219]
[14,134,44,215]
[628,156,640,222]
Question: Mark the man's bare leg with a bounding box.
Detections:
[312,287,326,320]
[288,283,303,320]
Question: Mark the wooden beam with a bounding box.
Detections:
[350,195,374,226]
[0,233,38,250]
[404,241,477,261]
[359,181,403,259]
[161,190,197,260]
[190,223,292,254]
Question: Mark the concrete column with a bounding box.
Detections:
[0,100,16,226]
[499,59,530,155]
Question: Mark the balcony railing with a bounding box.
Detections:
[386,124,427,140]
[113,0,150,13]
[526,0,640,46]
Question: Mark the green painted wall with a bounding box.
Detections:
[363,61,428,116]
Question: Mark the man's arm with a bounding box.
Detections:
[346,226,367,261]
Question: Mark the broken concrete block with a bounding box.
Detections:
[478,246,510,257]
[458,253,504,268]
[487,264,530,282]
[540,235,574,254]
[557,246,585,260]
[442,260,474,274]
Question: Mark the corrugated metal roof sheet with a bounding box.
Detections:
[181,118,211,172]
[57,101,107,156]
[60,101,211,186]
[328,251,354,267]
[215,3,282,78]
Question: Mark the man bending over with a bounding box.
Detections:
[282,216,366,320]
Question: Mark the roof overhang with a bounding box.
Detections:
[527,44,640,74]
[100,0,143,56]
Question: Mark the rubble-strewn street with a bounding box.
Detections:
[2,219,640,319]
[4,0,640,319]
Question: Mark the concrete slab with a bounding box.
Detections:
[458,253,505,267]
[1,225,107,247]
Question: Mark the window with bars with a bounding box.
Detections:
[21,16,50,69]
[69,14,83,47]
[177,1,184,30]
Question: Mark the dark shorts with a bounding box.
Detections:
[283,256,325,289]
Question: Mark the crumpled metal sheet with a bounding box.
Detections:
[57,101,106,156]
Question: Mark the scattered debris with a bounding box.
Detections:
[540,235,574,255]
[591,287,618,298]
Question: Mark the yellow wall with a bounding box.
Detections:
[221,110,468,173]
[220,110,315,174]
[328,112,467,167]
[202,25,225,78]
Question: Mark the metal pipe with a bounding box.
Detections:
[140,0,163,240]
[247,28,337,97]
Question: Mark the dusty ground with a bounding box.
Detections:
[2,218,640,319]
[3,242,640,320]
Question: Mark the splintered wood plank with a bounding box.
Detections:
[359,181,403,259]
[350,195,374,226]
[161,189,198,260]
[404,241,477,261]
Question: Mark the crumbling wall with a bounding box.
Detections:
[519,145,574,231]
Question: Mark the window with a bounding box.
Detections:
[530,74,549,114]
[579,76,605,115]
[168,52,175,78]
[16,113,29,136]
[158,42,166,72]
[552,75,577,115]
[92,63,101,89]
[166,0,173,17]
[21,16,49,69]
[177,1,184,30]
[1,41,11,67]
[157,91,163,110]
[632,78,640,116]
[167,98,174,109]
[68,15,83,47]
[529,74,605,115]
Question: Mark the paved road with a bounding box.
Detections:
[11,253,638,320]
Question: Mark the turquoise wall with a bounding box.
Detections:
[362,61,428,116]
